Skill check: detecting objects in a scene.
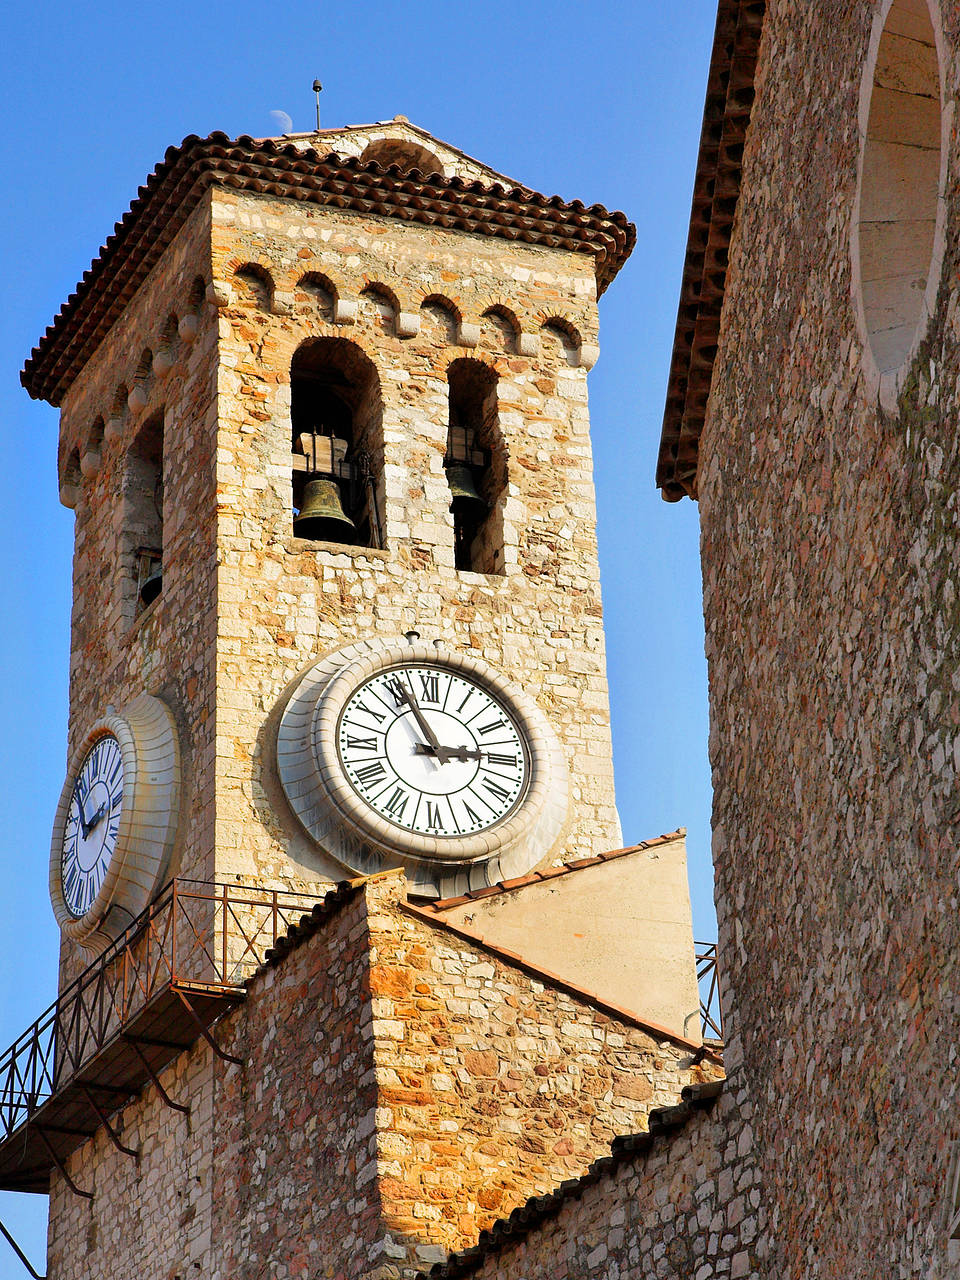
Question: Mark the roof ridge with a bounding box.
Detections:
[418,830,687,912]
[416,1081,725,1278]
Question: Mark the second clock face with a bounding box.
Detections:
[60,734,124,918]
[337,665,529,838]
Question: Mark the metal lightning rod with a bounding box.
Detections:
[313,80,323,131]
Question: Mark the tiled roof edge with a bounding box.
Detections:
[401,900,721,1061]
[417,830,687,913]
[245,879,364,985]
[656,0,766,501]
[21,132,636,406]
[417,1081,725,1279]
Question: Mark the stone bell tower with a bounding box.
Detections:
[25,117,635,919]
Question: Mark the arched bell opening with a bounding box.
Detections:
[123,411,164,618]
[446,359,506,575]
[290,338,384,547]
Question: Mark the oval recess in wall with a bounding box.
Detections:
[852,0,948,410]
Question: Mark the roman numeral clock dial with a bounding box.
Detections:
[60,735,124,918]
[50,696,181,954]
[338,668,528,837]
[276,636,570,894]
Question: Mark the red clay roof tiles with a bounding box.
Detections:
[21,132,636,406]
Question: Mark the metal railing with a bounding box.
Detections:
[0,879,322,1143]
[695,941,723,1041]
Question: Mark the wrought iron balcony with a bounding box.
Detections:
[0,879,327,1196]
[695,940,723,1041]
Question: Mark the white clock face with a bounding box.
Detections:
[60,735,124,918]
[337,664,529,838]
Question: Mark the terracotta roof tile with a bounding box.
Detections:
[420,830,686,912]
[21,132,636,406]
[417,1082,725,1278]
[657,0,766,501]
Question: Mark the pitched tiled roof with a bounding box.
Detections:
[415,830,686,914]
[21,132,636,406]
[657,0,766,501]
[416,1081,725,1279]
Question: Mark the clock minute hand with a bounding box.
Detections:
[398,683,444,754]
[73,782,91,839]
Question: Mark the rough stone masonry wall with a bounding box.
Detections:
[362,872,718,1275]
[211,887,386,1280]
[209,188,621,890]
[54,197,221,984]
[46,1037,216,1280]
[698,1,960,1275]
[453,1086,759,1280]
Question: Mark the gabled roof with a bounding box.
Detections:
[416,830,686,914]
[21,131,635,407]
[656,0,766,501]
[416,1081,725,1279]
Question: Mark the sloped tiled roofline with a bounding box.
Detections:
[657,0,766,502]
[418,830,687,913]
[21,132,636,407]
[416,1081,725,1279]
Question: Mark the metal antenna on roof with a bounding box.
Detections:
[312,80,323,131]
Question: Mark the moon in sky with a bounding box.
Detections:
[269,109,293,134]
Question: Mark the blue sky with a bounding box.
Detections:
[0,0,718,1262]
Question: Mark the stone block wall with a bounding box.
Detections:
[209,187,622,891]
[697,0,960,1274]
[54,198,221,989]
[362,872,716,1272]
[428,1084,761,1280]
[47,870,717,1280]
[47,1036,216,1280]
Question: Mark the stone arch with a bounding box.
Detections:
[480,305,521,354]
[128,349,153,413]
[233,261,274,311]
[154,315,180,376]
[420,294,460,344]
[179,277,206,342]
[854,0,947,399]
[540,317,582,367]
[81,417,105,479]
[359,137,443,176]
[105,384,129,442]
[445,356,507,575]
[358,284,399,332]
[289,337,385,547]
[294,271,337,321]
[59,447,81,509]
[123,411,165,618]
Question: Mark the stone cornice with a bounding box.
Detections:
[22,132,635,407]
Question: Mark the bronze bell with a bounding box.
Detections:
[294,476,356,542]
[445,463,486,513]
[139,566,162,606]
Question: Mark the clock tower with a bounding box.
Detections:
[9,117,709,1279]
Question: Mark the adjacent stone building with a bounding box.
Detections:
[424,0,960,1275]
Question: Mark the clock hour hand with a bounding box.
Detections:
[413,743,483,764]
[85,800,110,832]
